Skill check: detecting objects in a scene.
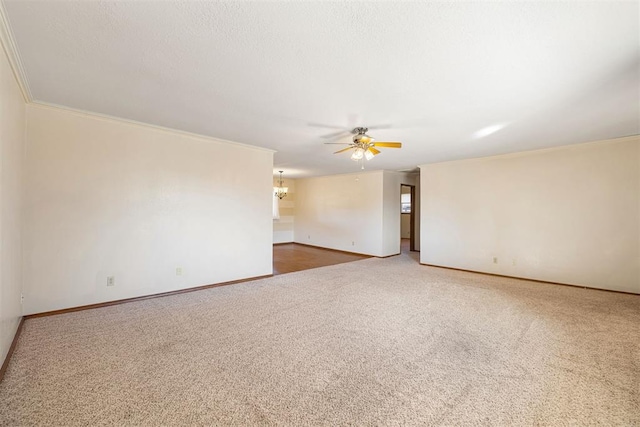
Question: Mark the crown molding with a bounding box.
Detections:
[417,134,640,168]
[30,101,276,154]
[0,0,32,102]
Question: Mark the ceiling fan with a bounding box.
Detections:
[325,127,402,161]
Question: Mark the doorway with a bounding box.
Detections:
[400,184,416,252]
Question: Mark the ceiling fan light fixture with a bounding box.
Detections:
[351,147,365,161]
[364,149,375,161]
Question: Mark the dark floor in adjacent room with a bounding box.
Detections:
[273,243,371,275]
[273,239,415,275]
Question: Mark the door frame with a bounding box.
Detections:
[401,184,416,252]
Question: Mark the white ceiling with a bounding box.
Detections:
[3,1,639,178]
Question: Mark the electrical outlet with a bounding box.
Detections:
[176,267,183,276]
[512,259,517,266]
[493,257,498,264]
[308,235,310,239]
[352,241,355,246]
[20,293,24,304]
[107,276,115,287]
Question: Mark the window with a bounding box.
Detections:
[401,193,411,213]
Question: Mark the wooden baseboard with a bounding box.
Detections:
[25,274,273,319]
[0,317,25,383]
[273,242,294,246]
[379,253,401,258]
[279,242,402,259]
[291,242,374,258]
[420,263,638,296]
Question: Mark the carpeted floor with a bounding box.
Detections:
[1,254,639,426]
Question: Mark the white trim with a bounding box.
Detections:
[29,101,276,153]
[418,134,640,169]
[0,1,32,102]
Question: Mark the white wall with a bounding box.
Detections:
[295,171,385,256]
[294,170,417,257]
[23,104,274,314]
[0,40,25,367]
[420,136,639,293]
[273,177,295,244]
[401,214,411,239]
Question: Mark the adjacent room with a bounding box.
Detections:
[0,1,638,425]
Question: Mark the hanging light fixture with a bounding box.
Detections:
[274,170,288,199]
[350,147,365,161]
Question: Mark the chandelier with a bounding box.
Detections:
[274,170,288,199]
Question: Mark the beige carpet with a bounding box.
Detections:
[1,253,639,426]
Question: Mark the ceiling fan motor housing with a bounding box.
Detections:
[352,128,373,145]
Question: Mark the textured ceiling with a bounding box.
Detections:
[3,1,639,177]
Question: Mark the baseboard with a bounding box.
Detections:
[379,253,401,258]
[273,242,294,246]
[421,263,638,296]
[292,242,374,258]
[0,317,25,383]
[25,274,273,319]
[282,242,403,258]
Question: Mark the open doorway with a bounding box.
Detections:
[400,184,416,252]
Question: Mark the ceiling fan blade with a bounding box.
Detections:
[334,147,354,154]
[324,142,352,145]
[360,136,373,143]
[373,142,402,148]
[320,130,351,139]
[368,123,393,130]
[368,147,381,155]
[308,122,348,130]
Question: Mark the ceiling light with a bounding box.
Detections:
[274,170,288,199]
[351,147,365,161]
[364,149,375,161]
